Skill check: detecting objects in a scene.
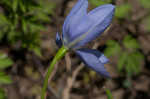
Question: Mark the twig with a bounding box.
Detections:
[62,42,100,99]
[62,63,84,99]
[65,53,72,72]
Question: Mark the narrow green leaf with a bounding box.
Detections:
[19,1,26,13]
[21,19,27,33]
[12,0,18,12]
[32,47,42,57]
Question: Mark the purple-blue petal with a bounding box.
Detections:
[75,48,110,77]
[56,32,62,48]
[72,4,115,48]
[62,0,88,45]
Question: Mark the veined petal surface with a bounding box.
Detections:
[63,0,88,45]
[71,4,115,48]
[75,48,110,77]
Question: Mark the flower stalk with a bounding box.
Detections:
[41,46,68,99]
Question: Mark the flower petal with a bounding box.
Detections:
[56,32,62,47]
[75,48,110,77]
[99,54,109,64]
[62,0,88,45]
[72,4,115,48]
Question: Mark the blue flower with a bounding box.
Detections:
[56,0,115,77]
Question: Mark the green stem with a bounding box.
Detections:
[41,46,68,99]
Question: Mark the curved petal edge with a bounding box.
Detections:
[75,48,110,78]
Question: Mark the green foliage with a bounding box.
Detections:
[105,89,113,99]
[118,52,143,76]
[0,72,12,84]
[0,88,6,99]
[89,0,132,19]
[89,0,112,7]
[104,35,144,76]
[0,0,56,55]
[0,53,13,69]
[104,40,121,57]
[115,3,131,19]
[139,0,150,8]
[123,35,140,49]
[0,52,13,84]
[0,52,13,99]
[144,16,150,32]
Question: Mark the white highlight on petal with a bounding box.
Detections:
[99,54,109,64]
